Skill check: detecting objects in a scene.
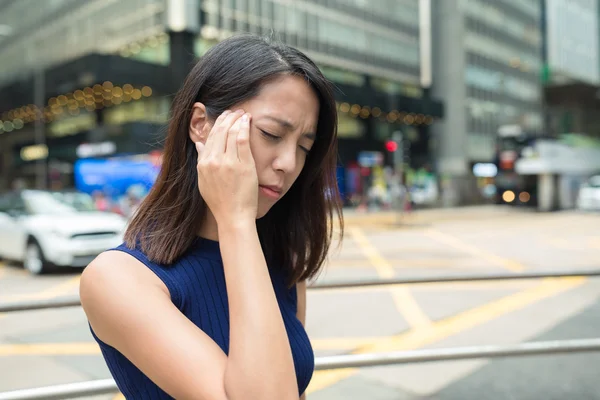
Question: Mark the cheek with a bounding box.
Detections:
[248,130,266,169]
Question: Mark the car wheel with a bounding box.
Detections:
[24,241,47,275]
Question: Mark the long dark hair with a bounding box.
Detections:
[125,34,343,286]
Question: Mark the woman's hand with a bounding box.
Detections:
[195,110,258,226]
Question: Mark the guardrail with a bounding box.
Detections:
[1,338,600,400]
[1,268,599,399]
[1,269,599,313]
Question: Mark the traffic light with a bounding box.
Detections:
[385,140,398,152]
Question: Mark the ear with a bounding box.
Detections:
[189,102,211,144]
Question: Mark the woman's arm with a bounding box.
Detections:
[219,221,298,400]
[296,280,308,400]
[81,252,231,400]
[81,242,298,400]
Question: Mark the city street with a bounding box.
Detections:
[1,206,600,399]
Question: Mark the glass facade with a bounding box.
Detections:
[199,0,421,83]
[0,0,166,86]
[462,0,543,160]
[0,0,445,193]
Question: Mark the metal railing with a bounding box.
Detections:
[1,268,599,313]
[1,268,599,399]
[311,268,600,290]
[2,338,600,400]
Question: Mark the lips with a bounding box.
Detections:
[259,185,283,199]
[260,185,282,193]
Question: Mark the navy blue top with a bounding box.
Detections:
[90,238,314,399]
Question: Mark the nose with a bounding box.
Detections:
[273,144,298,174]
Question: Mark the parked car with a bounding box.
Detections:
[576,175,600,211]
[0,190,127,275]
[50,190,98,212]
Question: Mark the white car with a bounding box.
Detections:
[577,175,600,212]
[0,190,127,275]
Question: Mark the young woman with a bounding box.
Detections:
[80,34,343,400]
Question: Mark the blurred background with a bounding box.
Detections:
[2,0,599,212]
[1,1,600,399]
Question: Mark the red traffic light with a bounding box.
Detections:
[385,140,398,152]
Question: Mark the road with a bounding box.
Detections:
[1,206,600,399]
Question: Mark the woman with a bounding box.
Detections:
[80,34,343,400]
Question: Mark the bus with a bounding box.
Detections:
[494,125,538,206]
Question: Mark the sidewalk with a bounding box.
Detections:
[342,205,521,227]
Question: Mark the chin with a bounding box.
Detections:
[256,201,275,219]
[256,208,270,219]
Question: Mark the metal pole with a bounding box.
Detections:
[1,269,600,313]
[392,130,404,225]
[310,269,600,290]
[2,339,600,399]
[0,297,81,313]
[34,66,47,190]
[0,379,117,400]
[315,338,600,370]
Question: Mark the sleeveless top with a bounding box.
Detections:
[90,238,314,399]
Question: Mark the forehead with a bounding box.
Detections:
[240,75,320,131]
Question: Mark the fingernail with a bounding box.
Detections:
[241,114,249,122]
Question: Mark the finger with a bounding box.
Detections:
[206,109,244,158]
[225,117,242,161]
[202,110,230,158]
[237,113,253,164]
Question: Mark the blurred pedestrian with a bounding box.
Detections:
[119,186,143,219]
[92,190,110,212]
[79,34,343,400]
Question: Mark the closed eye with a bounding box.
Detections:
[260,129,311,154]
[260,129,280,141]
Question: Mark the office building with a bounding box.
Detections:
[432,0,543,205]
[542,0,600,139]
[0,0,443,200]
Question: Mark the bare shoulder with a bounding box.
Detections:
[80,250,169,302]
[80,250,230,399]
[81,250,168,292]
[80,250,170,343]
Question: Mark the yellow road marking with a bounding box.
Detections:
[307,276,586,394]
[311,337,385,351]
[0,342,100,356]
[37,275,81,298]
[348,227,431,330]
[424,229,526,272]
[0,275,81,303]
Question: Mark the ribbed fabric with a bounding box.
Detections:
[90,237,314,399]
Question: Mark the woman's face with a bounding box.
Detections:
[234,75,320,218]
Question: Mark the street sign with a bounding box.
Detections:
[358,151,383,167]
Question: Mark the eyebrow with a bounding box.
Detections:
[264,115,316,140]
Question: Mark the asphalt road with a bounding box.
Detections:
[1,206,599,399]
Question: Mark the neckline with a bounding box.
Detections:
[192,236,221,256]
